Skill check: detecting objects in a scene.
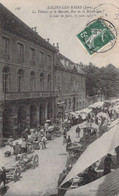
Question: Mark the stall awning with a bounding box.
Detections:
[76,108,91,115]
[61,118,119,186]
[89,101,104,108]
[57,101,65,106]
[65,167,119,196]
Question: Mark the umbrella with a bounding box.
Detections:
[89,102,104,109]
[45,119,51,122]
[79,122,98,130]
[65,167,119,196]
[61,118,119,187]
[97,112,108,119]
[48,126,54,132]
[69,112,79,119]
[76,108,90,115]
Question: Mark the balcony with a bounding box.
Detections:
[2,91,58,101]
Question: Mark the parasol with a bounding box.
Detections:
[65,167,119,196]
[60,118,119,187]
[97,112,108,119]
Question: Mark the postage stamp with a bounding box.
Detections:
[77,18,116,55]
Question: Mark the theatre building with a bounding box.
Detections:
[0,4,58,144]
[55,53,86,118]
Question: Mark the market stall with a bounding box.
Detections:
[60,118,119,189]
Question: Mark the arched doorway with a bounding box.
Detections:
[30,71,35,91]
[2,66,10,92]
[30,105,37,128]
[3,107,12,138]
[17,69,24,92]
[73,97,76,111]
[47,74,51,91]
[39,104,45,125]
[47,102,52,119]
[18,106,27,134]
[40,73,44,91]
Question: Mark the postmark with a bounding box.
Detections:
[77,18,117,55]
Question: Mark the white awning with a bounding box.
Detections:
[61,118,119,186]
[89,101,104,108]
[76,108,91,115]
[65,167,119,196]
[69,112,79,118]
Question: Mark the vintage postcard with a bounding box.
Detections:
[0,0,119,196]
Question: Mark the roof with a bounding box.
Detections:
[65,167,119,196]
[61,118,119,186]
[0,3,56,51]
[56,53,85,75]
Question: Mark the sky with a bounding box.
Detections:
[0,0,119,68]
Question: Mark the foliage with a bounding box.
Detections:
[82,63,119,97]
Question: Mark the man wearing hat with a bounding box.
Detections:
[0,167,6,187]
[103,154,112,175]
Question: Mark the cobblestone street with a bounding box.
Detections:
[0,125,80,196]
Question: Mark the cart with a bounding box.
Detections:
[46,126,54,140]
[0,165,21,185]
[5,166,21,182]
[16,153,39,172]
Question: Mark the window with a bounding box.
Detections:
[17,43,24,63]
[40,73,44,91]
[3,67,10,92]
[17,69,24,92]
[2,36,10,59]
[30,48,35,65]
[47,55,51,69]
[69,99,71,110]
[65,99,67,110]
[39,52,44,66]
[47,74,51,91]
[30,71,35,91]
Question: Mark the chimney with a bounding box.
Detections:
[47,38,50,43]
[31,27,37,32]
[56,43,59,50]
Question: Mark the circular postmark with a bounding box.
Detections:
[93,3,119,21]
[86,18,117,54]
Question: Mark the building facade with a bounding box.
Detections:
[0,4,58,143]
[55,53,86,118]
[0,4,86,144]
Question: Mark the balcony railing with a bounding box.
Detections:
[2,91,58,101]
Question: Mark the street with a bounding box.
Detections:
[0,125,79,196]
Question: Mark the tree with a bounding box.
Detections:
[83,63,119,97]
[83,63,100,96]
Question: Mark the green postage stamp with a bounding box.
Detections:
[77,18,116,55]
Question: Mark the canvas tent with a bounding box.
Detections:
[61,118,119,187]
[65,167,119,196]
[89,102,104,109]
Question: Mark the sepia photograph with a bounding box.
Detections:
[0,0,119,195]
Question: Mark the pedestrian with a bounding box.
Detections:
[21,128,28,140]
[115,145,119,166]
[87,165,97,183]
[41,135,47,149]
[21,138,27,153]
[58,169,67,195]
[66,135,72,151]
[63,127,67,144]
[58,169,67,187]
[13,142,21,160]
[1,167,6,187]
[103,154,112,175]
[75,126,80,138]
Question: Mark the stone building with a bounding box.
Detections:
[55,53,86,118]
[0,4,58,143]
[0,4,86,144]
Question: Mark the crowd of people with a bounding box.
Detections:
[58,100,119,194]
